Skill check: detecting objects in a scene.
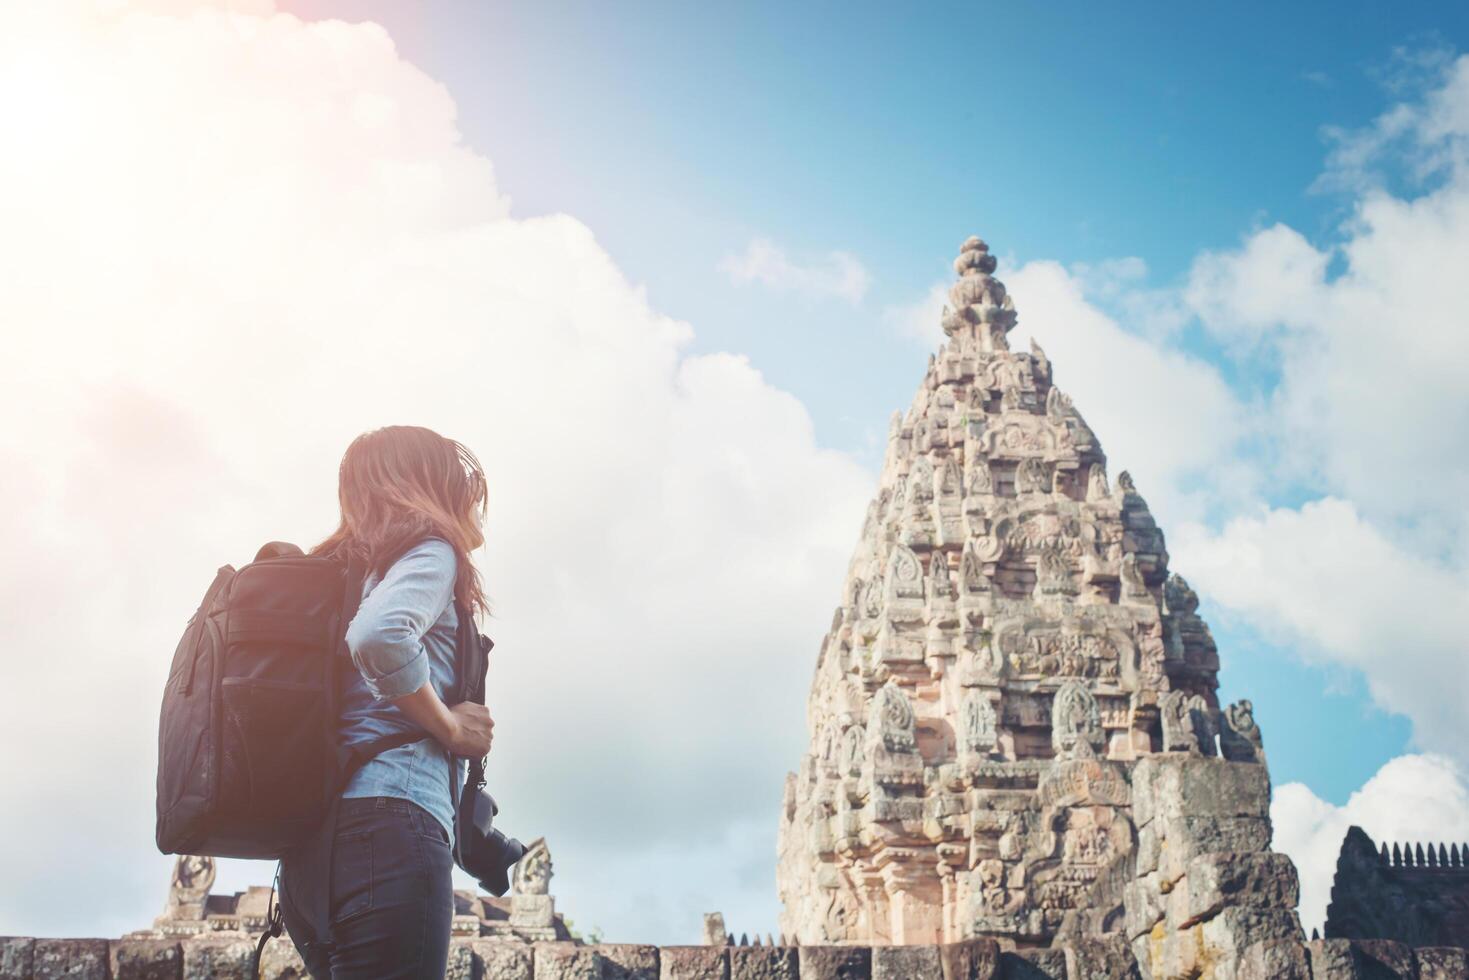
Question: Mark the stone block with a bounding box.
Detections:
[445,940,476,980]
[181,937,255,980]
[32,939,110,980]
[661,945,729,980]
[1134,823,1159,876]
[1121,878,1164,940]
[729,945,798,980]
[1064,936,1139,979]
[1181,852,1299,927]
[537,941,604,980]
[110,939,183,980]
[1415,947,1469,980]
[939,938,1001,980]
[471,939,534,980]
[1350,940,1417,979]
[999,948,1066,979]
[0,938,34,980]
[1153,817,1273,881]
[873,944,941,980]
[1198,907,1303,958]
[798,944,871,980]
[1307,939,1361,979]
[1235,938,1309,980]
[601,943,660,980]
[1133,756,1269,827]
[256,936,307,980]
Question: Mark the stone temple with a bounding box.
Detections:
[774,235,1281,961]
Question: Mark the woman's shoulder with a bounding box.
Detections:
[399,535,455,563]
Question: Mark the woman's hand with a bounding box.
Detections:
[445,702,495,758]
[392,682,495,758]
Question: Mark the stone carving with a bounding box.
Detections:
[513,838,552,896]
[159,855,214,923]
[1015,457,1048,494]
[1052,681,1103,760]
[1220,699,1264,763]
[839,724,867,776]
[777,236,1240,948]
[1187,694,1218,757]
[960,691,998,757]
[870,681,917,753]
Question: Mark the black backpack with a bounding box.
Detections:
[155,540,488,860]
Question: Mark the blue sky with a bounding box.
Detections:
[5,0,1469,944]
[277,0,1463,804]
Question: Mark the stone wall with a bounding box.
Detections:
[5,934,1469,979]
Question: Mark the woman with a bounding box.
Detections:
[280,425,495,979]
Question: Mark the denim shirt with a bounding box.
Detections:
[339,537,466,839]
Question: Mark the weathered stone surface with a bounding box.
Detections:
[0,938,34,980]
[1064,935,1139,979]
[729,946,798,980]
[939,938,1001,979]
[660,945,728,980]
[1236,938,1310,980]
[600,943,660,980]
[180,936,254,980]
[1132,756,1270,828]
[471,939,534,980]
[1414,946,1469,980]
[1198,907,1304,956]
[999,948,1066,979]
[1181,852,1300,926]
[32,939,110,980]
[256,936,307,980]
[111,939,183,980]
[1350,939,1417,979]
[872,943,941,980]
[538,941,604,980]
[1122,878,1164,941]
[798,944,871,980]
[444,940,476,980]
[1307,939,1363,979]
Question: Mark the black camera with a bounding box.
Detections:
[454,785,526,896]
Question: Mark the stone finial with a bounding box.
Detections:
[953,236,998,277]
[942,235,1016,340]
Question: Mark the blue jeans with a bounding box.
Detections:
[281,796,454,979]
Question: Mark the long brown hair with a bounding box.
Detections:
[312,425,488,616]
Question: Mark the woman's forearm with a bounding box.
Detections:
[390,681,458,746]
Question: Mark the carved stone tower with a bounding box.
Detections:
[776,236,1262,949]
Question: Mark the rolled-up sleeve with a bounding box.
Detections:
[345,537,457,701]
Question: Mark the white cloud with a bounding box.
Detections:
[1173,500,1469,758]
[1005,260,1260,529]
[0,0,872,942]
[1272,754,1469,935]
[882,281,948,344]
[719,238,870,304]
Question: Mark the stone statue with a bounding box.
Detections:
[1052,681,1103,760]
[512,838,552,896]
[161,855,214,922]
[1220,699,1264,763]
[960,691,998,757]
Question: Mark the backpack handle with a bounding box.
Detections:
[255,541,305,561]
